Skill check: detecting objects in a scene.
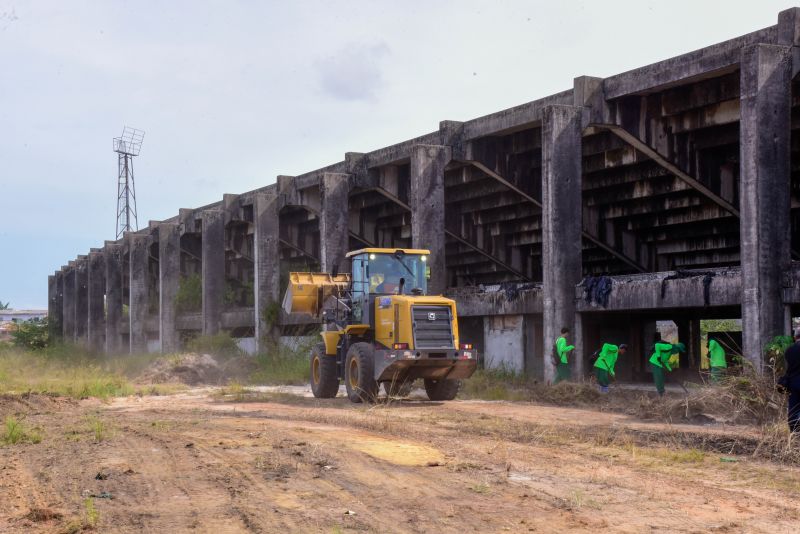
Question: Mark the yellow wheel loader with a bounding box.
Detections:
[283,248,477,403]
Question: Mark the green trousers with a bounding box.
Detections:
[595,367,610,387]
[652,364,665,395]
[555,362,570,383]
[710,366,725,384]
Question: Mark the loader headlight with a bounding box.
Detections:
[369,254,376,260]
[421,255,427,262]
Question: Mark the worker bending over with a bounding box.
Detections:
[593,343,627,393]
[707,338,727,384]
[649,341,686,396]
[553,327,575,384]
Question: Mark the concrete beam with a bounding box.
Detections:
[104,242,123,353]
[445,230,533,282]
[201,210,225,335]
[603,26,776,99]
[254,191,280,348]
[158,223,181,353]
[319,173,351,273]
[542,105,584,382]
[48,272,64,342]
[75,257,89,345]
[411,144,450,294]
[87,251,105,352]
[462,90,574,139]
[62,265,76,342]
[739,43,793,369]
[128,233,151,353]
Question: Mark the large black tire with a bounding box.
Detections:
[310,343,339,398]
[424,378,461,401]
[384,378,414,398]
[345,343,378,403]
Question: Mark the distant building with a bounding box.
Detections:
[0,310,47,322]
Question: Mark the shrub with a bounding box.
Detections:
[10,318,49,350]
[186,332,242,359]
[175,274,202,313]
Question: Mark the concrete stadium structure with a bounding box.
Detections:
[48,9,800,382]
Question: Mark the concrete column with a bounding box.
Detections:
[87,251,106,352]
[128,233,150,353]
[158,223,181,352]
[201,210,225,335]
[62,265,76,342]
[254,192,281,348]
[104,242,123,354]
[48,273,63,342]
[541,105,584,383]
[75,257,89,345]
[320,173,351,274]
[739,44,793,370]
[410,144,450,295]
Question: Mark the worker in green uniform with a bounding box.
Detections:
[649,341,686,396]
[553,327,575,384]
[708,338,727,384]
[594,343,627,393]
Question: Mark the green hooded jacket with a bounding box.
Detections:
[593,343,619,376]
[708,339,727,368]
[649,342,675,371]
[556,336,575,364]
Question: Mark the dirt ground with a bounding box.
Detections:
[2,389,800,533]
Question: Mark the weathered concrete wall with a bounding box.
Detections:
[254,191,280,348]
[411,145,449,295]
[447,285,543,316]
[201,210,225,335]
[739,43,793,369]
[483,315,525,372]
[74,257,89,345]
[319,173,351,274]
[541,105,584,383]
[87,250,105,352]
[128,233,150,353]
[104,242,123,354]
[575,268,742,312]
[158,223,180,352]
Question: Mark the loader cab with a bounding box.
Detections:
[347,248,430,326]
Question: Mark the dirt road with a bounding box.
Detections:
[2,389,799,533]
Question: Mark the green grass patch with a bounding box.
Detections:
[249,340,311,385]
[0,344,181,399]
[2,416,42,445]
[460,368,532,401]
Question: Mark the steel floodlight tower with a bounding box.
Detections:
[113,126,145,239]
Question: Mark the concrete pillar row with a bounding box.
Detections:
[254,192,281,350]
[104,243,124,354]
[158,223,181,353]
[201,210,225,336]
[62,265,76,342]
[320,173,352,274]
[75,257,89,345]
[48,273,64,342]
[541,105,585,383]
[410,144,450,295]
[739,43,793,369]
[87,251,106,352]
[128,233,151,353]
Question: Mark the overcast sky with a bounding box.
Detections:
[0,0,794,309]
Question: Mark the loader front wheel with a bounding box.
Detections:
[310,343,339,398]
[424,378,461,401]
[345,343,378,403]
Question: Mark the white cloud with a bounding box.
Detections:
[314,42,390,102]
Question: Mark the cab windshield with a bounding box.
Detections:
[368,253,427,295]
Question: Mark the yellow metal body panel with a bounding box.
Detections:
[344,324,370,335]
[345,248,431,258]
[374,295,459,350]
[283,272,350,317]
[320,331,341,355]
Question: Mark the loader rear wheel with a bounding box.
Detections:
[345,343,378,403]
[310,343,339,398]
[424,378,461,401]
[384,378,414,398]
